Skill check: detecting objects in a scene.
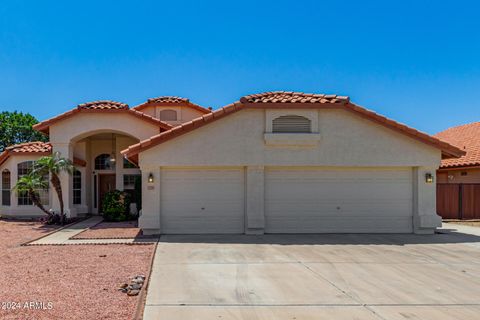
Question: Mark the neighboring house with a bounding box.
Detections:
[435,122,480,219]
[0,92,464,234]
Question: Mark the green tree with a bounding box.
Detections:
[0,111,48,151]
[14,172,51,216]
[35,152,74,224]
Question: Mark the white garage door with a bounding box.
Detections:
[265,167,413,233]
[161,168,245,234]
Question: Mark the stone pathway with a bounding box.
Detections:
[27,216,157,245]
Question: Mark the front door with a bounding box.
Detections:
[99,174,116,213]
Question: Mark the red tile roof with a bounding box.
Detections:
[33,100,172,134]
[133,96,212,114]
[122,91,465,160]
[435,122,480,168]
[0,142,51,166]
[77,100,129,110]
[0,141,87,167]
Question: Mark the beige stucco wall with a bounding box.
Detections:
[140,109,441,167]
[137,105,205,126]
[0,155,52,217]
[138,108,442,234]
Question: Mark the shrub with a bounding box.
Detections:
[102,190,132,222]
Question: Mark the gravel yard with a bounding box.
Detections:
[0,219,155,320]
[72,220,142,239]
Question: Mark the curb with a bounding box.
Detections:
[134,239,159,320]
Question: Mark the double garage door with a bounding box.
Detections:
[160,167,413,234]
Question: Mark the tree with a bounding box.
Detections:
[35,152,74,224]
[14,172,50,216]
[0,111,48,151]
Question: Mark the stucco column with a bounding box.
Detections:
[51,142,76,217]
[413,166,441,234]
[246,166,265,235]
[138,165,161,235]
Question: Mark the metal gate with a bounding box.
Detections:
[437,184,480,219]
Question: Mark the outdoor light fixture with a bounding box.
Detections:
[148,173,154,183]
[425,173,434,183]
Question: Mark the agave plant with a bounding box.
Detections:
[35,151,74,224]
[14,172,50,216]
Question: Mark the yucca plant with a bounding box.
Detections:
[14,172,50,216]
[35,151,74,224]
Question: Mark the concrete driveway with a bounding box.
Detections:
[143,225,480,319]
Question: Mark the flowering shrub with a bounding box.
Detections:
[102,190,132,221]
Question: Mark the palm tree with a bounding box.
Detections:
[14,172,51,216]
[35,151,74,224]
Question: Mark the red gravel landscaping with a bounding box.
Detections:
[72,220,142,239]
[0,219,155,320]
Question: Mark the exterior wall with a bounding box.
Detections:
[136,105,205,126]
[138,108,442,234]
[437,168,480,184]
[48,112,154,217]
[0,155,52,218]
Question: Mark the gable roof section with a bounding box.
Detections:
[121,91,465,160]
[133,96,212,114]
[0,141,87,167]
[33,100,172,134]
[435,122,480,169]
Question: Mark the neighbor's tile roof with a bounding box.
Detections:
[133,96,212,114]
[121,91,465,160]
[241,91,349,104]
[33,100,172,133]
[435,122,480,168]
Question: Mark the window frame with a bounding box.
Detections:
[2,169,11,206]
[73,169,82,205]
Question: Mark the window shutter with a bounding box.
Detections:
[272,115,311,133]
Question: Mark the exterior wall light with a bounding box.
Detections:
[148,173,154,183]
[425,173,434,183]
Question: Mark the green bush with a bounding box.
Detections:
[102,190,132,222]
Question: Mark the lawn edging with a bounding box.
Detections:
[133,239,159,320]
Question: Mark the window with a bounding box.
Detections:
[123,157,138,169]
[73,170,81,205]
[123,174,140,190]
[17,161,49,206]
[272,115,311,133]
[159,109,177,121]
[2,169,11,206]
[95,154,113,170]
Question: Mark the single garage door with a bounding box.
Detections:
[265,167,413,233]
[161,168,245,234]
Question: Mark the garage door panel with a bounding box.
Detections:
[161,168,245,234]
[265,168,413,233]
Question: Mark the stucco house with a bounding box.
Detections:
[435,122,480,219]
[0,92,464,234]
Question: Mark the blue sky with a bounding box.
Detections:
[0,0,479,134]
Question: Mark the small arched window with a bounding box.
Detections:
[159,109,177,121]
[272,115,311,133]
[95,154,113,170]
[2,169,11,206]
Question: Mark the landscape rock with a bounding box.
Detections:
[127,289,140,296]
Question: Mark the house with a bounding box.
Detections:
[0,92,464,234]
[435,122,480,219]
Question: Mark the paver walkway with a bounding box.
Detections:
[27,216,155,245]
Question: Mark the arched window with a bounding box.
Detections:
[95,154,113,170]
[2,169,11,206]
[159,109,177,121]
[272,115,311,133]
[73,170,81,205]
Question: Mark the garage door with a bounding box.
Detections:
[161,168,245,234]
[265,167,413,233]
